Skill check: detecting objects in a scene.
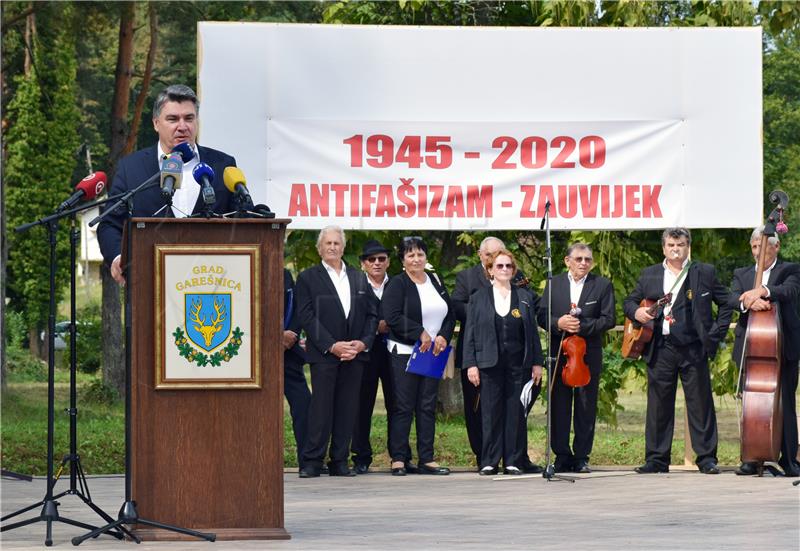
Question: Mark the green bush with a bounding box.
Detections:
[80,378,119,405]
[4,310,46,382]
[59,302,103,374]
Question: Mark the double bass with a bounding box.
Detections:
[739,190,788,470]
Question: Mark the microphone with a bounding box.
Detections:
[192,163,216,205]
[223,166,254,208]
[57,172,107,212]
[171,142,195,163]
[160,153,183,199]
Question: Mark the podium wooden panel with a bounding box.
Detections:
[126,217,290,540]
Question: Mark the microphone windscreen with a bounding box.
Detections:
[76,172,107,200]
[223,166,246,193]
[172,142,195,162]
[192,162,215,184]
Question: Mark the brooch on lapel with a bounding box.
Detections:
[511,308,522,318]
[686,289,693,301]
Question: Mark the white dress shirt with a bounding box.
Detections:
[567,271,587,307]
[157,142,200,217]
[661,258,690,336]
[323,260,351,319]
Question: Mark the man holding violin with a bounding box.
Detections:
[623,227,733,475]
[537,243,615,473]
[730,227,800,477]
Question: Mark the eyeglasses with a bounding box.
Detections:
[493,263,514,270]
[402,236,423,242]
[570,256,593,263]
[365,255,388,263]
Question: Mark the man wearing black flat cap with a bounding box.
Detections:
[350,239,397,474]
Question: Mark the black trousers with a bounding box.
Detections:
[389,352,439,464]
[645,339,718,467]
[302,360,364,469]
[284,351,311,468]
[479,360,527,469]
[460,367,483,465]
[780,358,799,470]
[351,340,395,466]
[550,360,600,466]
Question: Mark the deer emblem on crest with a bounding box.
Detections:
[188,297,227,348]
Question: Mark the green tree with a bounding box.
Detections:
[4,3,80,357]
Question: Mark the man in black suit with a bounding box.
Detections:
[537,243,615,474]
[623,227,733,474]
[295,226,378,478]
[452,236,541,472]
[350,240,395,474]
[97,84,237,279]
[730,227,800,477]
[283,268,311,471]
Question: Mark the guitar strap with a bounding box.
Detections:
[662,260,693,324]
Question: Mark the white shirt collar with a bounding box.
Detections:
[567,271,588,285]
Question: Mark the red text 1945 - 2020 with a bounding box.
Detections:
[342,134,606,170]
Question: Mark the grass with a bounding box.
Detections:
[0,366,761,475]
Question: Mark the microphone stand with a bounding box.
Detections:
[539,200,575,483]
[73,174,216,545]
[3,199,128,546]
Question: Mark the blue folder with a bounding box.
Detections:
[406,341,452,379]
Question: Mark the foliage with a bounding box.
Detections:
[59,302,103,374]
[80,378,120,406]
[4,2,80,338]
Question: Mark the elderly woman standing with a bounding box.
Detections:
[382,236,455,476]
[463,249,544,475]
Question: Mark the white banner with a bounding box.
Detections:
[198,24,763,230]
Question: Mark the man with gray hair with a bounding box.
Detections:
[295,226,379,477]
[730,226,800,477]
[624,227,733,475]
[98,84,238,284]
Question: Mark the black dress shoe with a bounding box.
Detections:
[735,462,757,476]
[573,460,592,474]
[635,462,669,474]
[320,465,329,475]
[780,463,800,477]
[404,462,420,474]
[553,462,573,473]
[420,463,450,475]
[354,463,370,475]
[503,466,522,475]
[391,466,407,476]
[328,463,357,477]
[698,461,720,475]
[479,466,498,476]
[522,462,544,474]
[299,466,321,478]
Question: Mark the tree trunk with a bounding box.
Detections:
[102,1,135,397]
[101,264,125,396]
[124,2,157,153]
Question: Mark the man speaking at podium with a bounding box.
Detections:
[97,84,237,284]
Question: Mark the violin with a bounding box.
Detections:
[561,334,591,388]
[739,190,788,468]
[559,303,591,388]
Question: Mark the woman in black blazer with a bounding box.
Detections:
[382,236,455,476]
[462,249,544,475]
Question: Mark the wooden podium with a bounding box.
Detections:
[125,217,290,540]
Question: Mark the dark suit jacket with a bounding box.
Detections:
[295,263,378,365]
[462,286,544,370]
[284,268,306,364]
[730,260,800,364]
[97,144,237,263]
[452,263,531,369]
[537,272,616,374]
[623,261,733,363]
[382,271,455,348]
